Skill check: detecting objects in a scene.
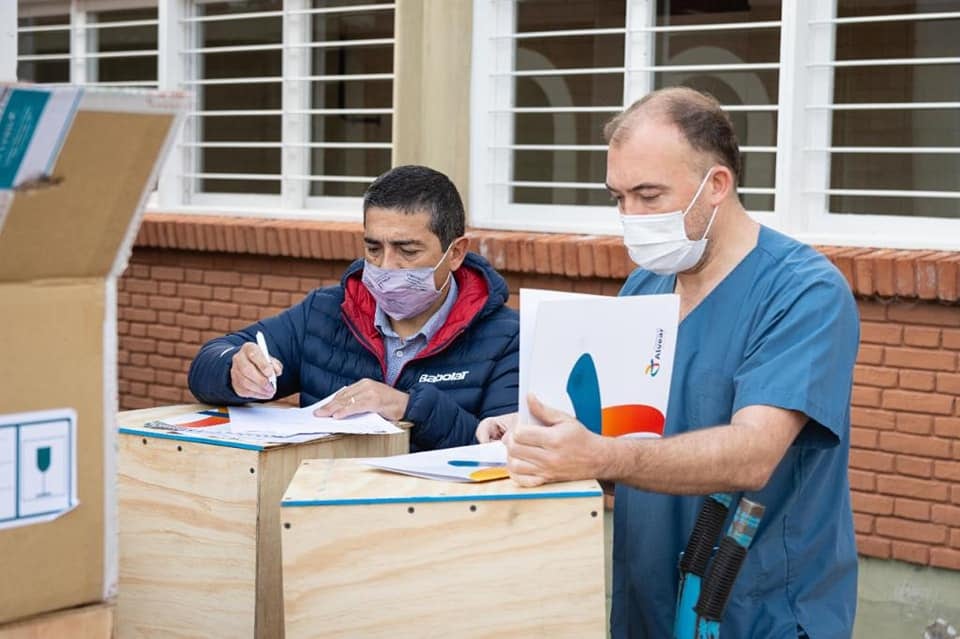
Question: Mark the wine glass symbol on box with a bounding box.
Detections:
[36,446,52,496]
[18,417,72,517]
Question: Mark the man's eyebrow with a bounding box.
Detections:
[362,237,426,248]
[388,239,425,248]
[605,182,668,194]
[628,182,667,192]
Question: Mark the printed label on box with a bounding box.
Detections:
[0,86,82,190]
[0,408,78,530]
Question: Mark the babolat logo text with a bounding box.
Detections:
[419,371,470,383]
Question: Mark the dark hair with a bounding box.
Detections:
[603,87,742,182]
[362,165,466,250]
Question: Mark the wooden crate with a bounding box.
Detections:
[116,404,409,639]
[0,603,112,639]
[281,459,606,639]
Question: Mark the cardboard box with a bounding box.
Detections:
[0,603,113,639]
[0,86,185,625]
[116,405,410,639]
[281,459,606,638]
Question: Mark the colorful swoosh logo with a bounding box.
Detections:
[565,353,664,437]
[644,359,661,377]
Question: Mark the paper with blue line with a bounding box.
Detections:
[361,442,509,482]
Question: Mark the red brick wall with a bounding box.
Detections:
[850,299,960,570]
[118,215,960,570]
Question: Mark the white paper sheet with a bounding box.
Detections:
[518,288,603,422]
[361,442,508,482]
[225,402,402,437]
[135,414,336,445]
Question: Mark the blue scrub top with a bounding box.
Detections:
[612,226,860,639]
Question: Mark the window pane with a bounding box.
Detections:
[17,14,70,83]
[742,193,775,212]
[829,195,960,218]
[309,1,395,197]
[89,8,158,86]
[510,0,624,205]
[654,0,780,209]
[515,150,610,206]
[310,114,392,144]
[196,1,283,195]
[311,148,392,197]
[514,111,616,147]
[516,73,623,109]
[833,108,960,148]
[517,0,625,31]
[831,0,960,218]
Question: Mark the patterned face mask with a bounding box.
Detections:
[361,243,453,320]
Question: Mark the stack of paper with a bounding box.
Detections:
[226,403,402,437]
[136,393,403,445]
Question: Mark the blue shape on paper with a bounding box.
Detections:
[566,353,602,434]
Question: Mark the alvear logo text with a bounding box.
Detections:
[419,371,470,383]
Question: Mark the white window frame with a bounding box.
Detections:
[471,0,960,251]
[16,0,395,222]
[18,0,159,87]
[163,0,394,220]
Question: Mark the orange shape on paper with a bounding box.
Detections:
[601,404,665,438]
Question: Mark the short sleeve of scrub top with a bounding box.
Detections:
[731,262,860,447]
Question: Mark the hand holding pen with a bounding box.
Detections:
[229,330,284,400]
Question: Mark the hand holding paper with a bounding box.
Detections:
[501,288,680,487]
[504,394,609,487]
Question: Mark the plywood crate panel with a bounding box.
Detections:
[117,405,408,638]
[282,459,605,639]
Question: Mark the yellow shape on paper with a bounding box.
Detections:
[469,467,510,482]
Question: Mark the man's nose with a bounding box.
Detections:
[381,249,404,270]
[620,194,645,215]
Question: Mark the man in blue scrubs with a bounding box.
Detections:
[481,87,859,638]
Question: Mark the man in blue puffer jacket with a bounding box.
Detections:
[188,165,519,451]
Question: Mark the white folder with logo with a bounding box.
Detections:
[520,289,680,438]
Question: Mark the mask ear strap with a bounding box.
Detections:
[433,239,459,292]
[434,238,458,270]
[683,168,714,217]
[700,205,720,241]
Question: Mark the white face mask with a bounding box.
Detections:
[620,169,719,275]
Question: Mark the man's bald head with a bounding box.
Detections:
[603,87,742,183]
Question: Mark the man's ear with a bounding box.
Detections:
[709,166,735,205]
[447,235,470,271]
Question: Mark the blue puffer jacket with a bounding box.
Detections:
[187,253,519,451]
